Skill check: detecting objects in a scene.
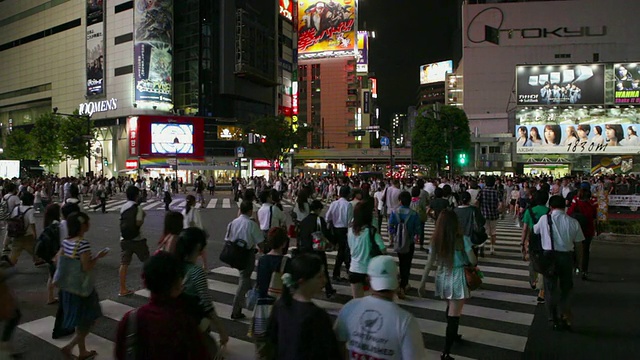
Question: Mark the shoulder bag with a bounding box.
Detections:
[311,217,329,252]
[219,223,253,270]
[267,256,288,298]
[536,214,558,277]
[53,241,94,297]
[470,209,488,246]
[463,236,483,290]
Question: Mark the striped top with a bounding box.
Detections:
[61,238,91,259]
[183,262,214,315]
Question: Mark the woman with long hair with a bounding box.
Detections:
[563,126,578,146]
[417,210,477,360]
[175,227,228,357]
[348,199,386,299]
[544,125,562,146]
[592,125,604,145]
[605,124,624,146]
[529,126,543,146]
[517,126,531,146]
[157,211,183,254]
[44,203,61,305]
[266,253,342,359]
[59,212,106,360]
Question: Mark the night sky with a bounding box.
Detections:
[359,0,458,123]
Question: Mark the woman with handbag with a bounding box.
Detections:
[57,212,106,360]
[157,211,183,254]
[251,227,290,358]
[297,200,336,298]
[175,227,229,359]
[265,253,342,360]
[348,199,386,299]
[417,210,477,360]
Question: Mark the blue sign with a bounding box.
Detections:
[380,137,390,146]
[236,146,245,157]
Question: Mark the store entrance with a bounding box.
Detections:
[523,164,570,178]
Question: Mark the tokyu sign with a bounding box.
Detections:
[79,98,118,116]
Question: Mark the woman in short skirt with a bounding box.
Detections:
[418,210,477,360]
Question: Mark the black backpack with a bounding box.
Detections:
[120,204,140,240]
[527,207,548,256]
[7,207,33,238]
[35,222,61,262]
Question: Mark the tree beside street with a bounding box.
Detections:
[244,115,309,172]
[412,105,471,173]
[58,113,92,167]
[30,113,62,168]
[3,128,34,160]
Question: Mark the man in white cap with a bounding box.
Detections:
[334,255,425,359]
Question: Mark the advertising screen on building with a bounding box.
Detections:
[86,0,105,96]
[298,0,356,59]
[516,64,605,105]
[515,123,640,154]
[614,63,640,104]
[280,0,293,21]
[134,0,173,106]
[356,31,368,73]
[151,123,194,154]
[419,60,453,85]
[0,160,20,179]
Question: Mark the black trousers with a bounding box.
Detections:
[93,197,106,212]
[397,244,415,289]
[2,308,20,342]
[582,237,593,273]
[316,251,334,294]
[543,252,574,322]
[332,228,350,279]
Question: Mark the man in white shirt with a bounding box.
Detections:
[118,186,149,297]
[225,201,264,320]
[7,192,37,266]
[534,195,584,331]
[325,185,353,282]
[257,190,286,235]
[335,255,426,360]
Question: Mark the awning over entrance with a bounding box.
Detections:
[139,157,205,169]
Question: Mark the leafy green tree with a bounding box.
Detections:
[413,105,471,173]
[30,113,62,168]
[4,128,34,160]
[59,114,91,164]
[244,115,310,172]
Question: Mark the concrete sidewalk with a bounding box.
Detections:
[523,241,640,359]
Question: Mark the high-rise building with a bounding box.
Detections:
[417,60,453,109]
[0,0,286,180]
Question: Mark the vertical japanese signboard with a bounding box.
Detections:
[86,0,105,96]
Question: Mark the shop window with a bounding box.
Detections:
[489,146,501,153]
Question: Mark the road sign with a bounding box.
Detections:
[380,136,390,146]
[349,130,366,137]
[381,146,389,151]
[236,146,245,157]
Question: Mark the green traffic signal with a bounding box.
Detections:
[458,153,467,165]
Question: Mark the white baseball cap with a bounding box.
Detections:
[367,255,398,291]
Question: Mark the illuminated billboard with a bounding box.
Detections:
[86,0,105,96]
[419,60,453,85]
[280,0,293,21]
[516,64,605,106]
[0,160,20,179]
[515,123,640,154]
[356,31,368,73]
[614,63,640,104]
[371,78,377,98]
[151,123,194,154]
[298,0,356,59]
[135,116,205,157]
[134,0,173,107]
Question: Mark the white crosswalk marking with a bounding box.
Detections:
[207,198,218,208]
[17,218,533,359]
[80,196,241,211]
[222,198,231,208]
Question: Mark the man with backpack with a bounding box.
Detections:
[388,191,422,299]
[0,183,20,262]
[194,176,206,207]
[6,192,36,266]
[521,189,549,303]
[118,186,150,297]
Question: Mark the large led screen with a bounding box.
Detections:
[516,64,605,106]
[298,0,356,59]
[515,123,640,154]
[420,60,453,85]
[356,31,368,73]
[614,63,640,104]
[134,0,173,105]
[151,123,194,154]
[0,160,20,179]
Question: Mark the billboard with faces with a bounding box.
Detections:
[614,63,640,104]
[516,64,605,106]
[516,123,640,154]
[297,0,357,59]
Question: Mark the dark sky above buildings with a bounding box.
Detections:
[359,0,457,121]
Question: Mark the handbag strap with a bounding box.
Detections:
[547,213,555,251]
[278,256,287,274]
[269,205,273,229]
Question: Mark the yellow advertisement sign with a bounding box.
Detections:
[298,0,357,59]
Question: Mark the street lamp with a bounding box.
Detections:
[173,137,179,182]
[53,107,92,176]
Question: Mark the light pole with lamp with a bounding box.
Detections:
[173,137,179,182]
[289,148,295,177]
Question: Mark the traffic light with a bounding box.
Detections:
[445,155,449,164]
[458,152,467,165]
[260,136,266,143]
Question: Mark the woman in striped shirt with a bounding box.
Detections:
[175,227,228,356]
[59,212,107,360]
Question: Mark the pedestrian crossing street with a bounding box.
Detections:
[17,218,533,360]
[79,196,235,212]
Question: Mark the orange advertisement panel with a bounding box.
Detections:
[298,0,356,59]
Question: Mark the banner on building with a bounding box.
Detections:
[356,31,368,73]
[614,63,640,104]
[591,155,636,175]
[133,0,173,107]
[516,64,605,106]
[516,123,640,154]
[608,195,640,208]
[86,0,105,96]
[419,60,453,85]
[363,91,370,114]
[298,0,356,59]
